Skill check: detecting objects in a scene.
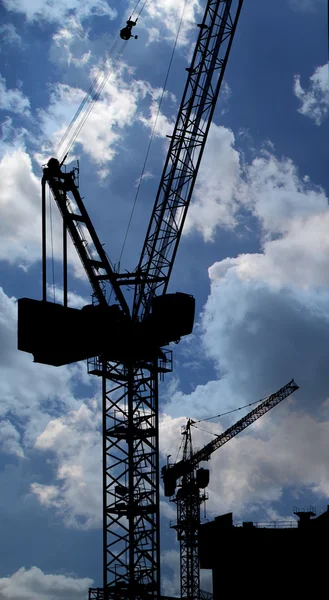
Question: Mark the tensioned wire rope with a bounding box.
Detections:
[47,184,56,303]
[56,36,126,162]
[47,0,150,300]
[117,0,190,269]
[190,395,271,438]
[172,395,272,462]
[56,0,149,162]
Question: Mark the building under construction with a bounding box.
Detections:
[200,506,329,598]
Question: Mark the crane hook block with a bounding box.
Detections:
[120,19,138,41]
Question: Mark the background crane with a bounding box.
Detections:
[18,1,244,598]
[162,379,299,600]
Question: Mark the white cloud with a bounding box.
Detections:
[240,152,328,236]
[141,0,202,47]
[0,75,30,115]
[30,483,61,507]
[1,0,116,24]
[0,148,43,266]
[0,117,28,153]
[50,17,91,68]
[0,147,91,278]
[0,419,25,458]
[161,550,181,597]
[293,63,329,125]
[37,64,153,167]
[0,566,93,600]
[136,121,241,243]
[205,407,329,516]
[182,137,329,246]
[0,286,101,528]
[161,547,212,596]
[184,125,241,240]
[138,91,176,139]
[0,23,22,47]
[160,143,329,518]
[32,401,102,528]
[46,285,90,309]
[0,147,75,272]
[160,405,329,521]
[0,287,92,442]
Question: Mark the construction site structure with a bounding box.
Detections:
[17,1,245,598]
[199,505,329,599]
[162,379,299,600]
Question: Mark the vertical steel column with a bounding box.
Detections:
[41,177,47,302]
[127,362,135,592]
[63,220,68,307]
[176,489,201,600]
[172,422,202,600]
[102,363,108,598]
[101,359,160,599]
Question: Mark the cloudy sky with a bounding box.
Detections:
[0,0,328,597]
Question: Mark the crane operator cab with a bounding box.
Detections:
[45,157,74,190]
[120,19,138,40]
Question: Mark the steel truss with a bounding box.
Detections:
[175,487,202,600]
[39,2,244,598]
[89,590,104,600]
[171,423,205,600]
[133,0,244,319]
[42,167,129,314]
[165,380,299,600]
[42,165,174,598]
[88,356,171,599]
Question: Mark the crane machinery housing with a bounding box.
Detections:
[162,379,299,600]
[17,1,244,599]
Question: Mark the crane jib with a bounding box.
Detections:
[162,378,299,494]
[133,0,244,320]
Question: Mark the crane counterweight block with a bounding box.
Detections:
[17,293,195,366]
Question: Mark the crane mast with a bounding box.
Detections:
[172,420,206,600]
[163,379,299,600]
[18,1,244,599]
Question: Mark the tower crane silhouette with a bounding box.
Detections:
[18,1,244,598]
[162,379,299,600]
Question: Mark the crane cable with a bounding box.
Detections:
[56,35,123,157]
[56,37,126,162]
[189,395,272,438]
[131,0,149,18]
[192,395,271,424]
[137,0,149,17]
[190,422,219,437]
[56,1,151,162]
[117,0,189,267]
[47,185,56,303]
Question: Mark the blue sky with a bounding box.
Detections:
[0,0,328,596]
